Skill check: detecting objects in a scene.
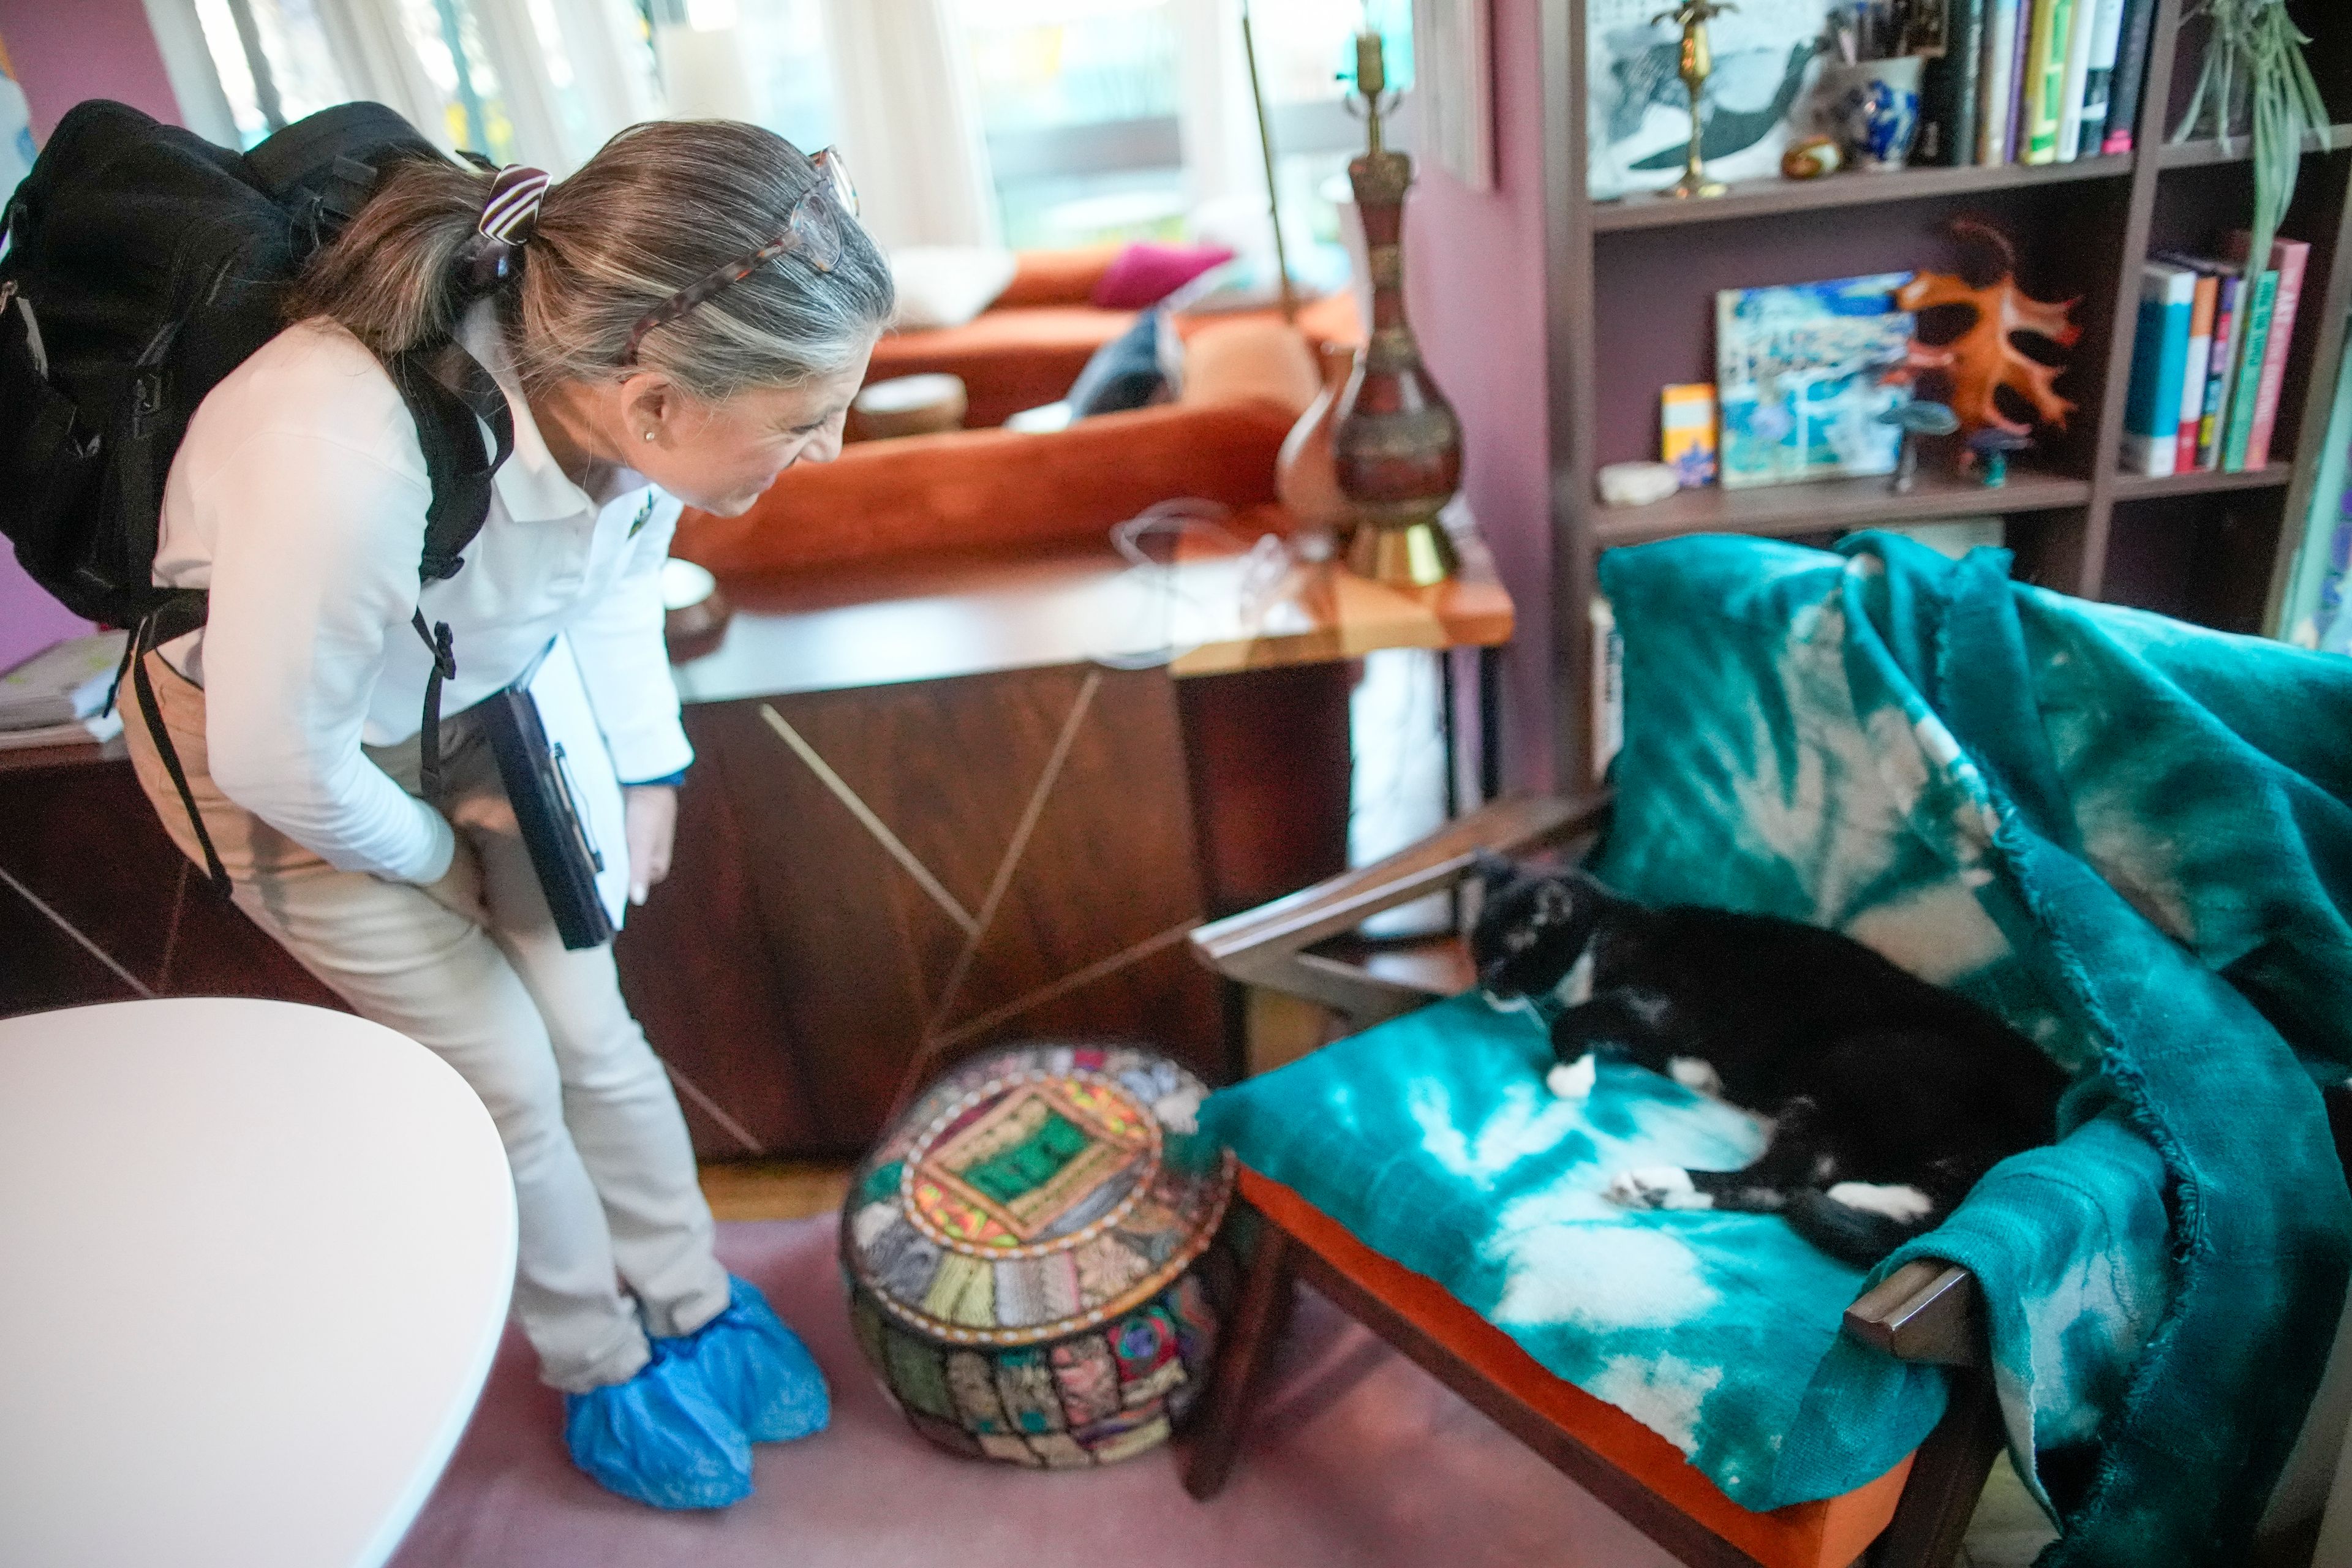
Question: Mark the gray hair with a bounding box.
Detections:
[290,119,894,402]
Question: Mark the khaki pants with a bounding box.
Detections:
[123,653,729,1392]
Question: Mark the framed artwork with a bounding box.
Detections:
[1587,0,1832,200]
[1716,273,1917,488]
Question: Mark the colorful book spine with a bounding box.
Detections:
[2199,274,2242,470]
[2121,263,2196,477]
[2247,238,2311,469]
[2005,0,2037,162]
[2075,0,2126,157]
[2221,269,2278,473]
[1920,0,1986,167]
[2100,0,2154,152]
[2022,0,2075,165]
[2175,273,2217,473]
[2052,0,2100,164]
[1978,0,2024,163]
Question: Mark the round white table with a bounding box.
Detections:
[0,998,516,1568]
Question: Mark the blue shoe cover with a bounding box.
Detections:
[563,1346,752,1510]
[666,1275,830,1444]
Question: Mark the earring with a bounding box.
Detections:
[642,429,657,443]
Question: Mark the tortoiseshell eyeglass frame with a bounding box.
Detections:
[619,147,860,369]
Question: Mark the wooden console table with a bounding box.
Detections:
[0,527,1513,1161]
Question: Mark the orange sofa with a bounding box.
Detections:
[864,246,1134,431]
[863,247,1365,432]
[679,317,1331,579]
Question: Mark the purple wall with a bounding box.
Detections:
[1406,0,1555,793]
[0,556,92,672]
[0,0,182,137]
[0,0,181,669]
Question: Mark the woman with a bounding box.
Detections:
[119,121,893,1510]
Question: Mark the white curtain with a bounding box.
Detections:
[816,0,999,248]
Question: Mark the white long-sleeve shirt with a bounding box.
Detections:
[153,305,693,886]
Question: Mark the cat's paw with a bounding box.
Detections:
[1607,1167,1714,1210]
[1547,1054,1597,1099]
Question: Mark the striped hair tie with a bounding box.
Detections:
[462,165,551,291]
[478,165,550,243]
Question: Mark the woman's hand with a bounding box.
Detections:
[624,785,679,906]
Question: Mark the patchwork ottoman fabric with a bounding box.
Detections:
[843,1044,1235,1468]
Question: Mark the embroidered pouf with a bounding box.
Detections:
[842,1043,1235,1468]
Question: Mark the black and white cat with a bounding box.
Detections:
[1468,854,2068,1266]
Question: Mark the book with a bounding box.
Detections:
[2004,0,2037,162]
[2174,272,2217,473]
[2052,0,2100,163]
[1977,0,2024,162]
[2073,0,2126,157]
[2154,249,2247,470]
[2201,274,2243,469]
[0,709,123,752]
[2224,232,2312,470]
[1920,0,1986,167]
[0,630,128,731]
[2022,0,2075,164]
[478,636,628,949]
[2120,262,2196,477]
[1715,272,1917,490]
[2220,268,2278,473]
[2099,0,2154,152]
[1660,383,1719,486]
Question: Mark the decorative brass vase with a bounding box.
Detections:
[1332,31,1462,588]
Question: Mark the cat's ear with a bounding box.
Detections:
[1534,879,1573,923]
[1469,850,1518,892]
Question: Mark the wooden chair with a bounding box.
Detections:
[1180,793,2005,1568]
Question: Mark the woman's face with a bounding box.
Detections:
[628,350,873,517]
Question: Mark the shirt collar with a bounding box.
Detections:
[459,301,595,525]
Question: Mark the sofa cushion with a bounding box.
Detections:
[1066,313,1166,418]
[869,306,1137,430]
[992,245,1124,309]
[1091,241,1236,309]
[889,246,1020,330]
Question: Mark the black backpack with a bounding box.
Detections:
[0,99,514,893]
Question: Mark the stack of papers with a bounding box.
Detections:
[0,631,129,750]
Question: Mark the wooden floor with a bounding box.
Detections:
[698,1161,853,1222]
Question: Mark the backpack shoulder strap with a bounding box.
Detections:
[384,342,512,585]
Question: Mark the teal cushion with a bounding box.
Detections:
[1199,991,1944,1510]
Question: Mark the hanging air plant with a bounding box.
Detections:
[2170,0,2335,273]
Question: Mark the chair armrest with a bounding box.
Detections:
[1844,1259,1983,1367]
[1190,793,1610,1023]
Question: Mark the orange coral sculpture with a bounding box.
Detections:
[1893,222,2081,439]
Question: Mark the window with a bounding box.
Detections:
[193,0,353,148]
[951,0,1412,262]
[954,0,1186,249]
[641,0,837,151]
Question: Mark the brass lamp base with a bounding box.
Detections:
[1667,174,1727,198]
[1348,518,1458,588]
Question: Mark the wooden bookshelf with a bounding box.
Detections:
[1540,0,2352,786]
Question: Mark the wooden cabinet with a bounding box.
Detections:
[0,746,347,1017]
[617,664,1229,1159]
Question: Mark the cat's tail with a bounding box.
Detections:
[1784,1186,1941,1268]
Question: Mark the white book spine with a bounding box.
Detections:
[2052,0,2102,164]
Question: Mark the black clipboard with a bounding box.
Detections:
[477,644,616,951]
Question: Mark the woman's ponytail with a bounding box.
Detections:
[287,157,498,356]
[286,121,894,402]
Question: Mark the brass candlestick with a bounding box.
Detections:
[1331,28,1463,589]
[1653,0,1736,199]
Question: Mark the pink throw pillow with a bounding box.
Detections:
[1090,242,1236,310]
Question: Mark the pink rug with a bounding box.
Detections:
[390,1218,1688,1568]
